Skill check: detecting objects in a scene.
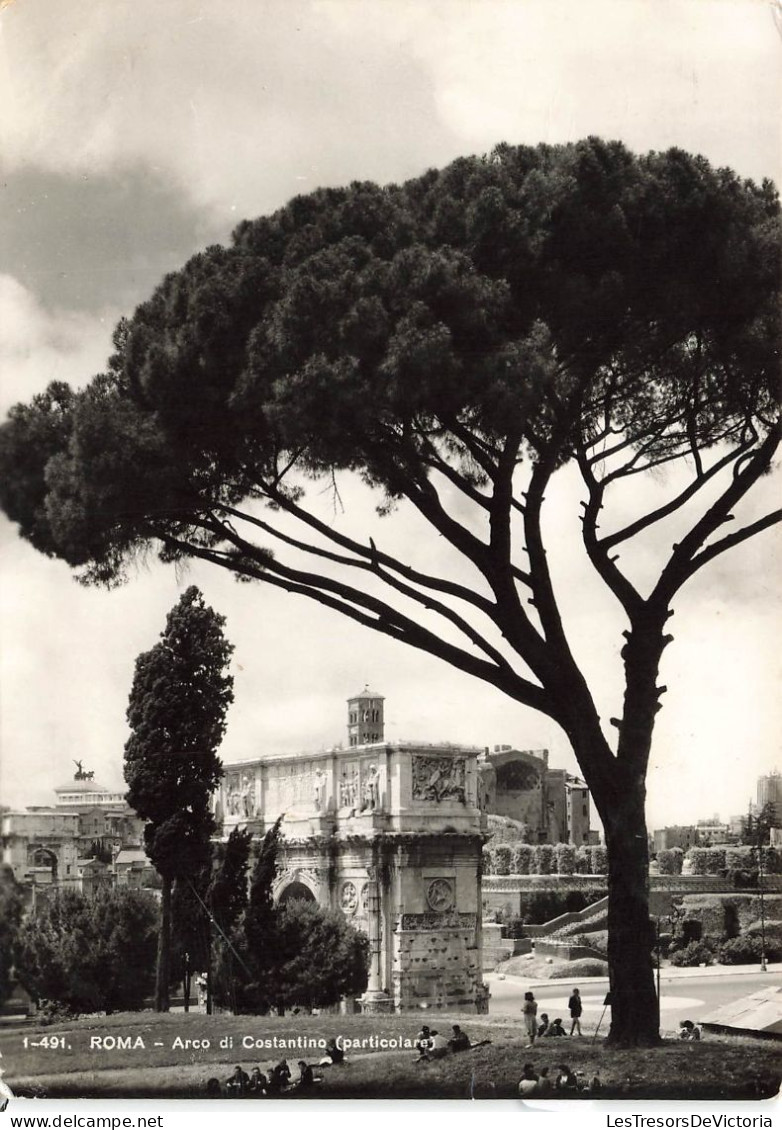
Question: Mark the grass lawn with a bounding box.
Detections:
[1,1010,779,1101]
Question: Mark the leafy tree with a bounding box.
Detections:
[171,865,211,1010]
[206,827,253,1011]
[233,817,283,1013]
[742,802,776,847]
[124,586,234,1010]
[0,139,779,1044]
[271,900,369,1012]
[14,889,158,1013]
[0,866,24,1006]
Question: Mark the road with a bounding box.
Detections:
[487,970,782,1028]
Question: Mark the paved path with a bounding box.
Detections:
[487,966,782,1027]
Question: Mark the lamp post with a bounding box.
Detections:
[758,838,767,973]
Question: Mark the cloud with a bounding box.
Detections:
[0,275,119,416]
[1,0,777,234]
[0,0,459,221]
[0,168,225,314]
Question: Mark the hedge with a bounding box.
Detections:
[536,844,555,875]
[657,847,684,876]
[494,844,512,876]
[555,844,576,875]
[687,847,726,875]
[482,843,610,876]
[512,844,534,875]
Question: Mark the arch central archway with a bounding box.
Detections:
[277,880,316,906]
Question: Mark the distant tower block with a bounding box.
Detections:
[347,686,385,747]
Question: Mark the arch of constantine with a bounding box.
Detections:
[213,689,489,1014]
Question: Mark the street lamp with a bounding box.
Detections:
[758,839,767,973]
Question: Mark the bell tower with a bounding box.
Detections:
[347,686,385,747]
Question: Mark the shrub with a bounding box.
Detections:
[535,844,555,875]
[570,929,608,956]
[669,941,713,967]
[555,844,576,875]
[764,847,782,875]
[504,917,527,940]
[725,846,755,871]
[718,935,782,965]
[670,917,702,951]
[590,846,608,875]
[485,814,530,844]
[575,846,591,874]
[481,844,494,875]
[494,844,512,875]
[550,958,608,979]
[687,848,726,876]
[729,869,758,889]
[512,844,534,875]
[14,889,159,1014]
[657,848,684,876]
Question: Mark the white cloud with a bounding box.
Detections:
[1,0,778,230]
[0,275,119,415]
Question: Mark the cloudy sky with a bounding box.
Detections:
[1,0,780,832]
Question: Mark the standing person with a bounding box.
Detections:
[522,990,538,1048]
[568,987,583,1037]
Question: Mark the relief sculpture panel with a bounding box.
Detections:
[412,755,466,803]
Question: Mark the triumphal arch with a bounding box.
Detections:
[214,689,488,1013]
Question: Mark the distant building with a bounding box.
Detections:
[1,770,144,887]
[653,825,699,853]
[347,687,384,747]
[477,747,594,845]
[695,815,735,846]
[757,772,782,826]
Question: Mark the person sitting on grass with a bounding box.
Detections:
[518,1063,539,1097]
[679,1020,701,1041]
[225,1065,250,1097]
[296,1061,319,1091]
[205,1077,223,1098]
[414,1024,432,1061]
[448,1024,472,1052]
[537,1013,550,1038]
[248,1066,267,1095]
[319,1037,345,1066]
[555,1064,579,1092]
[267,1059,292,1093]
[546,1018,567,1037]
[536,1067,552,1096]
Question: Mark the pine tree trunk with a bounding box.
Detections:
[155,875,171,1012]
[604,781,659,1046]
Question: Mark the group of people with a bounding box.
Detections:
[414,1024,490,1062]
[522,987,583,1047]
[208,1051,337,1098]
[518,1063,601,1097]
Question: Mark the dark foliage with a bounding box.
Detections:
[14,889,159,1013]
[0,866,24,1005]
[124,585,234,1009]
